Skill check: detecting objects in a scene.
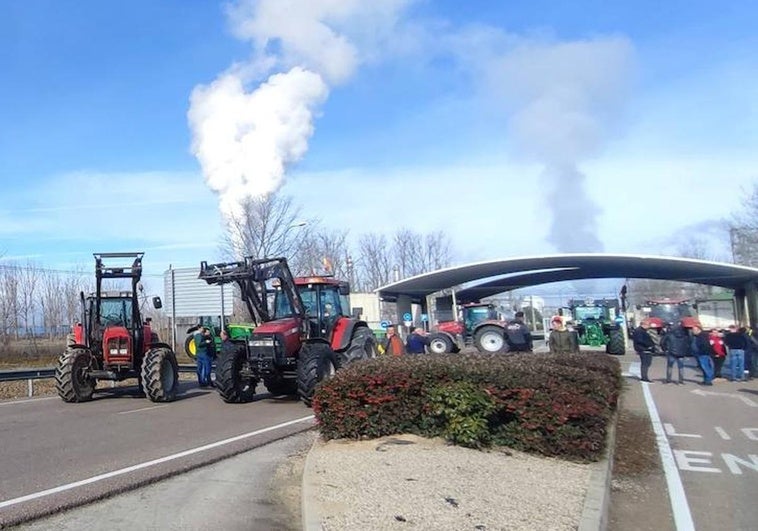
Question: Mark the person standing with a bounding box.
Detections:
[708,329,726,380]
[632,319,656,383]
[691,325,714,386]
[381,324,406,356]
[405,326,430,354]
[193,326,213,388]
[723,324,746,382]
[661,321,690,384]
[505,311,533,352]
[548,315,579,354]
[744,327,758,380]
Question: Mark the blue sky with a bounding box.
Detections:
[1,0,757,295]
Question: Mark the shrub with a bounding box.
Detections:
[313,352,621,462]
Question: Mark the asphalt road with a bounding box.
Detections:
[627,354,758,530]
[0,382,315,527]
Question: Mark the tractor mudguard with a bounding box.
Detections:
[331,319,369,351]
[147,341,173,352]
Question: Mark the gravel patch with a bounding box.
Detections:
[310,434,591,531]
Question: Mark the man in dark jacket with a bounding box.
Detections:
[691,325,714,385]
[193,326,214,388]
[505,311,533,352]
[724,324,747,382]
[548,316,579,354]
[661,323,690,384]
[632,320,656,382]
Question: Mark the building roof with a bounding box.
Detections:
[376,254,758,304]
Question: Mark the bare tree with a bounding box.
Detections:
[729,181,758,266]
[355,233,393,292]
[293,228,350,278]
[223,192,311,261]
[0,264,21,344]
[393,228,453,278]
[39,269,66,339]
[17,261,41,337]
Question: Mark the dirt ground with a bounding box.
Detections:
[608,379,675,531]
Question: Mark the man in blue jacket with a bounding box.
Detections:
[194,326,214,388]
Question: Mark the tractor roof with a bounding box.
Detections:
[293,276,343,286]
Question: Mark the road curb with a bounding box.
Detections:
[578,409,619,531]
[301,433,324,531]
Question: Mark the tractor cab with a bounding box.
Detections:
[461,303,500,333]
[273,276,351,339]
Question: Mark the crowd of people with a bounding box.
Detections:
[632,319,757,385]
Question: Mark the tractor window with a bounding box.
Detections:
[99,298,133,327]
[319,288,343,317]
[574,306,605,320]
[273,289,295,318]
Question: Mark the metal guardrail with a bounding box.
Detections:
[0,365,199,397]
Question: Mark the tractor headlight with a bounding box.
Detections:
[249,339,275,347]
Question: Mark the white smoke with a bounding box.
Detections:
[188,0,413,220]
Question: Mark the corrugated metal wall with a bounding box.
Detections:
[163,267,235,317]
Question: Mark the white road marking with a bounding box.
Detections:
[117,405,168,415]
[714,427,731,440]
[624,361,640,378]
[642,382,696,531]
[690,388,757,407]
[0,397,58,408]
[0,415,315,510]
[664,423,701,438]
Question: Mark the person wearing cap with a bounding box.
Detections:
[723,324,747,382]
[549,315,579,355]
[632,319,656,383]
[505,311,533,352]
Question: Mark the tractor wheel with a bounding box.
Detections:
[474,325,506,353]
[428,333,454,354]
[215,344,257,403]
[343,326,377,364]
[263,373,298,396]
[184,335,197,360]
[55,348,96,403]
[606,329,626,355]
[141,347,179,402]
[297,342,339,407]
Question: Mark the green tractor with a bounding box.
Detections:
[184,316,255,360]
[568,298,626,355]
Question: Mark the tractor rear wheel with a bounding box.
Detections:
[474,325,506,353]
[297,342,339,407]
[428,333,454,354]
[263,373,297,396]
[215,344,257,403]
[55,348,96,403]
[606,329,626,355]
[184,335,197,360]
[141,347,179,402]
[343,326,377,364]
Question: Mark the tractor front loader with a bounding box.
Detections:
[198,256,377,406]
[55,253,179,403]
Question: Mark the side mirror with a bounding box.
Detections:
[351,307,362,319]
[152,296,163,309]
[339,282,350,296]
[635,305,641,310]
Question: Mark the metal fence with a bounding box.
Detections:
[0,365,198,398]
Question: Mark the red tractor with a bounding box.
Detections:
[428,302,509,354]
[198,256,377,406]
[55,253,179,403]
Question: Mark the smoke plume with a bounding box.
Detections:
[491,37,635,252]
[188,0,412,220]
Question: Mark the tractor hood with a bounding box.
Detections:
[436,321,465,335]
[253,317,301,336]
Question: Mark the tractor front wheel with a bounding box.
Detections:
[141,347,179,402]
[297,343,339,407]
[55,348,96,403]
[606,329,626,355]
[184,335,197,360]
[428,333,454,354]
[215,344,257,403]
[342,326,377,364]
[473,325,506,353]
